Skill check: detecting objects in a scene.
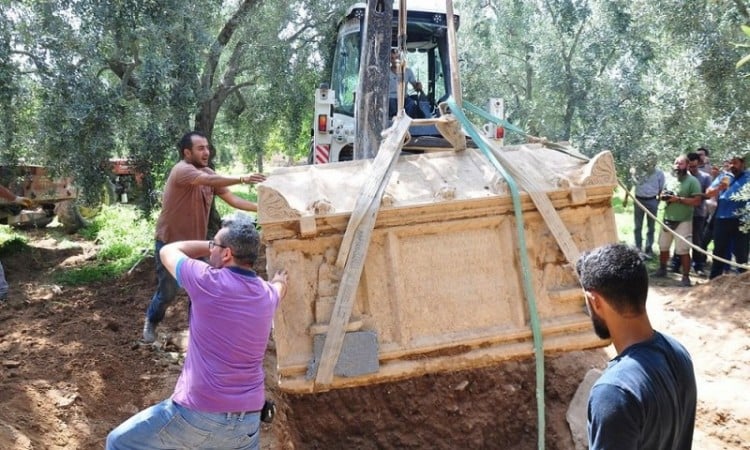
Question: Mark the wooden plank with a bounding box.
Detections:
[314,116,412,391]
[334,116,412,269]
[490,147,582,264]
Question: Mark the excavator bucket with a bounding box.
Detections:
[258,144,618,393]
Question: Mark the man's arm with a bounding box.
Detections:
[159,240,211,279]
[705,176,728,198]
[588,385,641,450]
[217,191,258,212]
[191,172,266,188]
[0,185,33,208]
[671,194,702,207]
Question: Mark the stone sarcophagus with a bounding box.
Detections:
[258,144,618,393]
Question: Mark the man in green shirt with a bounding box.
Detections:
[655,155,702,286]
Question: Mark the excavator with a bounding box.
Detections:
[258,2,618,436]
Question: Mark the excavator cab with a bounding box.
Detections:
[331,3,454,118]
[312,1,459,164]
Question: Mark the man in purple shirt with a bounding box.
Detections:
[107,213,288,449]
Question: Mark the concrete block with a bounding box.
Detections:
[307,331,379,379]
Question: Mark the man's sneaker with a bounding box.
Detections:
[695,268,707,277]
[680,276,691,287]
[653,267,667,278]
[142,319,157,343]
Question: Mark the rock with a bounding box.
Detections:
[566,368,602,450]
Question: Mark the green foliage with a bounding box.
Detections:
[215,185,259,219]
[458,0,750,180]
[736,25,750,68]
[54,205,154,285]
[0,228,29,255]
[4,0,343,218]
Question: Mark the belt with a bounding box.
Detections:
[229,409,261,415]
[226,409,262,420]
[636,195,657,200]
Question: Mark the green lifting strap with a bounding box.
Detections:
[445,97,546,450]
[462,101,526,136]
[463,101,590,162]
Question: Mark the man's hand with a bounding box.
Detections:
[271,269,289,298]
[241,173,267,184]
[271,269,288,284]
[414,81,423,92]
[14,196,33,208]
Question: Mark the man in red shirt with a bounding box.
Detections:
[142,131,265,343]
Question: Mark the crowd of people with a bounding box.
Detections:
[630,147,750,286]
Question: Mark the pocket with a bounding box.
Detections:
[158,408,211,448]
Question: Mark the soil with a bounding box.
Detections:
[0,228,747,449]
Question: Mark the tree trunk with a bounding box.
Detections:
[354,0,392,160]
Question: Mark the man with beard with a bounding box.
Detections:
[670,152,712,275]
[706,153,750,279]
[576,243,696,450]
[654,155,702,287]
[142,131,266,343]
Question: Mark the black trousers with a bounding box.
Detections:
[709,218,750,279]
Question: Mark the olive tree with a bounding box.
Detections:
[7,0,342,216]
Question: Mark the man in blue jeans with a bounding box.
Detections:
[706,154,750,279]
[143,131,265,343]
[107,213,288,449]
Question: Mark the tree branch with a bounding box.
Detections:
[200,0,261,94]
[10,50,49,75]
[733,0,750,21]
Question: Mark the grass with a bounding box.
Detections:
[0,227,29,256]
[51,204,155,285]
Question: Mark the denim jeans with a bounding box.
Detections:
[634,198,659,252]
[145,240,179,325]
[106,399,261,449]
[710,218,750,279]
[0,261,8,298]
